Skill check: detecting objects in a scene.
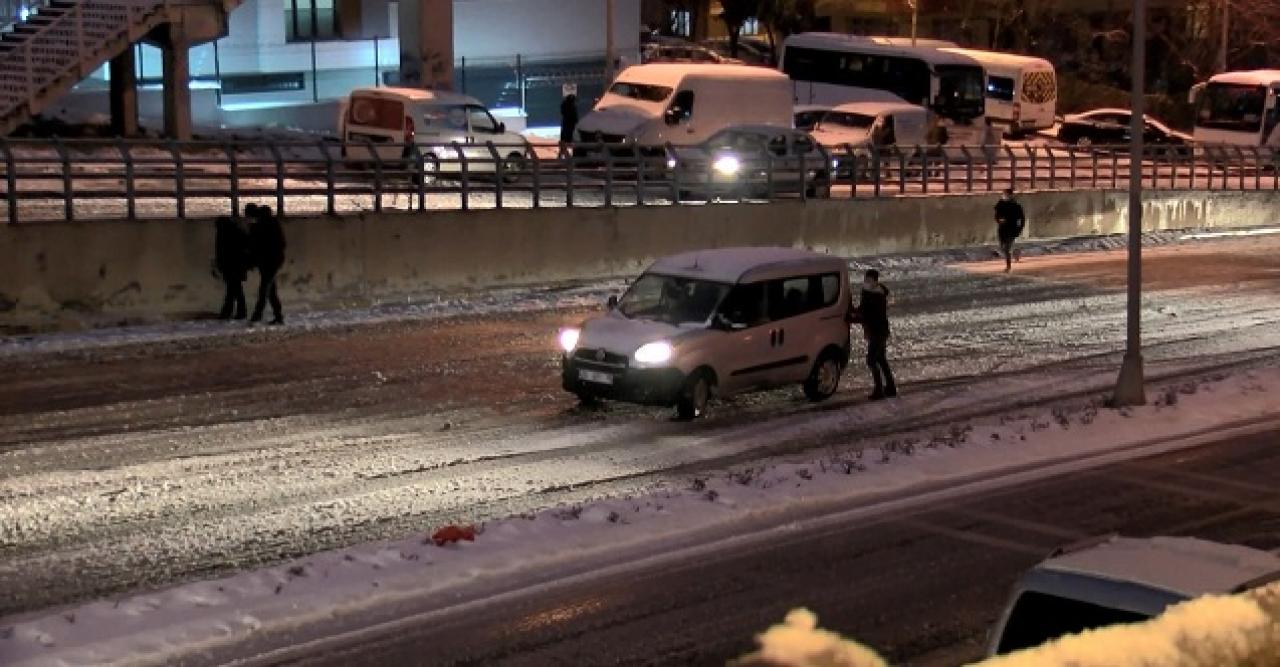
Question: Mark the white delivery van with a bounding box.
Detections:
[809,101,929,150]
[575,64,794,150]
[939,48,1057,136]
[559,247,852,420]
[339,87,532,177]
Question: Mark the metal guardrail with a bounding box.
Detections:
[0,139,1277,222]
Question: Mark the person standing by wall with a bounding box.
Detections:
[213,216,249,320]
[248,205,286,325]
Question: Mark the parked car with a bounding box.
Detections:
[665,125,834,200]
[988,535,1280,657]
[339,87,531,180]
[642,43,742,65]
[809,102,931,178]
[793,104,831,131]
[559,247,852,419]
[1055,108,1192,150]
[700,37,775,66]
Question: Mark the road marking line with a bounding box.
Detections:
[941,507,1089,541]
[903,518,1050,556]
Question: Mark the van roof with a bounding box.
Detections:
[649,247,846,284]
[616,63,789,87]
[831,101,925,116]
[1208,70,1280,86]
[348,86,482,107]
[784,33,982,67]
[939,47,1054,70]
[1035,536,1280,600]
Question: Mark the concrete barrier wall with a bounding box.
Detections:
[2,190,1276,330]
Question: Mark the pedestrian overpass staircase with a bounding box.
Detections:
[0,0,240,135]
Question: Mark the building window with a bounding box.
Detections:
[742,17,760,36]
[285,0,337,42]
[670,9,691,37]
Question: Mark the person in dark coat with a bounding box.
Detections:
[247,204,286,325]
[559,93,579,147]
[994,188,1026,272]
[213,216,249,320]
[849,269,896,400]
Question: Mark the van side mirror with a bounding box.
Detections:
[607,295,619,310]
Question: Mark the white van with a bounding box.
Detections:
[559,247,852,420]
[809,101,929,150]
[339,87,532,177]
[939,48,1057,136]
[575,64,794,149]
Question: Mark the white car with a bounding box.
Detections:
[339,86,532,179]
[560,247,853,420]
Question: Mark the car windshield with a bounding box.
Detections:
[618,274,731,325]
[705,130,770,153]
[608,82,674,103]
[823,112,877,130]
[1197,82,1267,133]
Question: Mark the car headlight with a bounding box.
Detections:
[712,155,741,176]
[558,328,580,353]
[633,341,674,365]
[666,157,678,169]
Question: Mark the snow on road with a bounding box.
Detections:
[3,363,1279,667]
[1,233,1280,629]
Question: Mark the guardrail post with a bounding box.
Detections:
[1067,147,1077,190]
[119,139,135,220]
[321,139,336,215]
[799,148,808,203]
[872,146,882,197]
[942,148,952,193]
[1252,146,1262,191]
[603,146,614,207]
[1235,147,1246,191]
[962,146,973,193]
[919,147,929,193]
[565,145,576,208]
[453,142,469,211]
[226,142,240,217]
[635,148,647,207]
[1,139,16,223]
[1047,147,1057,190]
[1007,147,1018,193]
[53,139,73,221]
[269,142,285,216]
[897,148,907,194]
[1110,150,1119,189]
[169,140,185,219]
[367,139,383,213]
[490,143,504,209]
[531,148,542,209]
[1027,146,1038,191]
[411,143,426,211]
[666,143,678,204]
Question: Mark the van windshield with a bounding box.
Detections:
[608,82,674,103]
[1197,82,1267,133]
[618,274,730,325]
[823,112,877,130]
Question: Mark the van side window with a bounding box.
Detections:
[467,106,498,133]
[768,273,842,321]
[718,283,767,328]
[669,90,695,123]
[348,97,404,131]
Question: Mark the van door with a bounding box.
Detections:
[344,94,409,163]
[713,281,785,395]
[760,275,824,385]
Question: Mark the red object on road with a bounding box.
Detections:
[431,524,477,546]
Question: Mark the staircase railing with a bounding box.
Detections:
[0,1,172,126]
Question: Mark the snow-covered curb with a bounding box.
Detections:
[3,367,1280,666]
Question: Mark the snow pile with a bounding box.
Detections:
[730,609,888,667]
[2,368,1280,665]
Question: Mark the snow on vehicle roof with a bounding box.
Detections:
[648,247,845,284]
[1038,536,1280,599]
[616,63,788,87]
[349,86,481,107]
[939,47,1054,70]
[783,33,982,67]
[866,36,959,48]
[830,101,925,116]
[1208,69,1280,86]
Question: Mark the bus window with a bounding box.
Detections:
[987,76,1016,102]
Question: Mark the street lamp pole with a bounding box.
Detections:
[1218,0,1229,72]
[1114,0,1146,406]
[605,0,617,84]
[909,1,918,46]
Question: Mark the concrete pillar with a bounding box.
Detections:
[398,0,453,90]
[108,49,139,138]
[162,40,192,140]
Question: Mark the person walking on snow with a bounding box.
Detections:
[994,188,1026,272]
[248,205,286,325]
[849,269,897,400]
[213,216,249,320]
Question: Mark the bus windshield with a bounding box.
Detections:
[1197,82,1267,133]
[935,65,986,120]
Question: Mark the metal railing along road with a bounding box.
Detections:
[1,139,1278,223]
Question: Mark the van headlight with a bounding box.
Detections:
[666,156,678,169]
[558,328,580,353]
[712,155,741,176]
[633,341,674,365]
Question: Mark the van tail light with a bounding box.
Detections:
[1012,103,1022,122]
[404,116,416,144]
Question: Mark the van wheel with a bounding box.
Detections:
[676,371,712,421]
[502,152,527,184]
[803,352,843,402]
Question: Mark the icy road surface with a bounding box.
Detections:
[3,233,1280,616]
